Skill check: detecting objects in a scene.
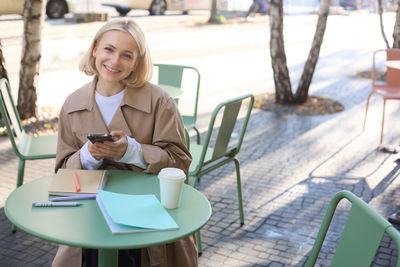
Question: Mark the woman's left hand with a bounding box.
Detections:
[91,130,128,159]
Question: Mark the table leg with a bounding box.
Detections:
[98,248,118,267]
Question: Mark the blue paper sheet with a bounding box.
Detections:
[98,190,178,230]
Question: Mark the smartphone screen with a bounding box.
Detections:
[87,134,114,144]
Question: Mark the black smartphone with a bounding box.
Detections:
[87,133,114,144]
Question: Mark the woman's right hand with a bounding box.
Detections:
[88,141,104,160]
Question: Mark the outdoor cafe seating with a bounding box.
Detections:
[0,78,57,232]
[154,63,201,144]
[305,190,400,266]
[187,94,254,254]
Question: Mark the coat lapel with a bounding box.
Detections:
[107,106,132,136]
[107,84,152,136]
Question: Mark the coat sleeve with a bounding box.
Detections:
[141,98,192,174]
[55,105,83,172]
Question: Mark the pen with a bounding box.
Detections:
[32,201,82,207]
[51,194,97,202]
[73,172,81,192]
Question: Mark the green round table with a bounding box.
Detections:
[5,170,211,267]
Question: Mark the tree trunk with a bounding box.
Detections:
[295,0,330,103]
[17,0,45,120]
[392,0,400,48]
[378,0,390,48]
[0,41,8,80]
[269,0,292,104]
[209,0,218,22]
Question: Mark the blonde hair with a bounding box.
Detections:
[79,18,153,88]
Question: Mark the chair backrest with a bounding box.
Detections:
[199,94,254,166]
[153,63,200,120]
[0,78,24,148]
[306,190,400,267]
[386,49,400,87]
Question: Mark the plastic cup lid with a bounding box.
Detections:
[158,168,186,181]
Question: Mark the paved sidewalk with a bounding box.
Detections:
[1,72,400,266]
[196,75,400,266]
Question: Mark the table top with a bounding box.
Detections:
[5,170,211,249]
[385,60,400,69]
[159,84,183,99]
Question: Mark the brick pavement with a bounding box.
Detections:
[1,74,400,266]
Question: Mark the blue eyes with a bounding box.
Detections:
[103,47,132,60]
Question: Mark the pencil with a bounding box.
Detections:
[73,172,81,192]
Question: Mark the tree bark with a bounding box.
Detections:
[295,0,330,103]
[378,0,390,48]
[393,0,400,48]
[269,0,293,104]
[0,41,8,80]
[209,0,218,23]
[17,0,45,120]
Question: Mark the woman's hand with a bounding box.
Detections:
[87,131,128,159]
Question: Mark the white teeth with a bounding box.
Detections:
[104,65,119,73]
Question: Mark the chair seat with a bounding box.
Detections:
[19,133,57,159]
[189,143,213,174]
[372,84,400,99]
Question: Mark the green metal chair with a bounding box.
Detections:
[306,190,400,266]
[154,63,201,144]
[184,126,206,256]
[188,94,254,254]
[0,78,57,231]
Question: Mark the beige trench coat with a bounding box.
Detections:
[52,78,197,267]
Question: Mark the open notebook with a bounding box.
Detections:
[96,190,179,234]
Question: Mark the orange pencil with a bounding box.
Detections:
[73,172,81,192]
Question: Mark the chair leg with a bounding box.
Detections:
[190,176,203,255]
[12,159,26,233]
[193,126,201,144]
[196,230,202,256]
[16,159,26,188]
[233,158,244,226]
[190,175,199,188]
[363,94,372,132]
[380,99,386,145]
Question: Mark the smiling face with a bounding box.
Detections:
[92,30,139,91]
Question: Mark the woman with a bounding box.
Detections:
[52,18,196,267]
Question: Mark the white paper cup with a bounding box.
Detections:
[158,168,186,209]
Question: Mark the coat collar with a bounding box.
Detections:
[122,81,152,114]
[65,77,152,114]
